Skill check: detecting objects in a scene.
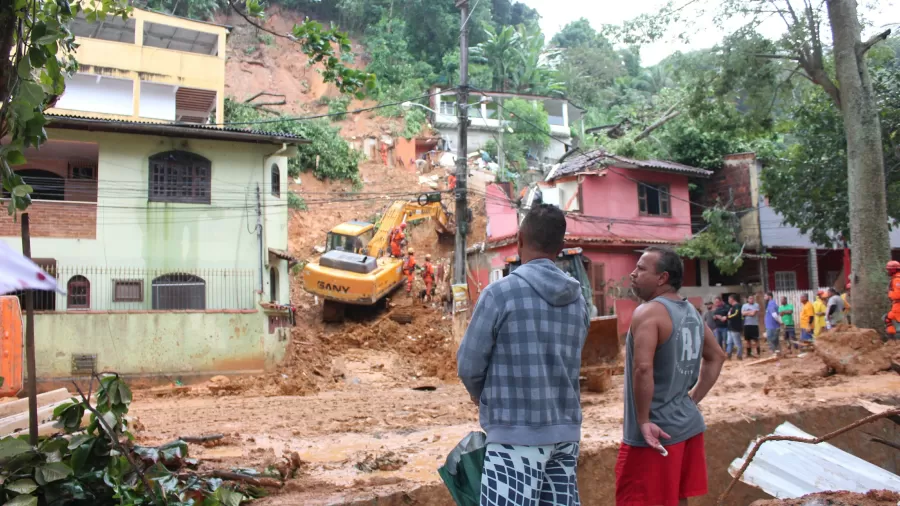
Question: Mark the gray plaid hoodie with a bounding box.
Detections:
[458,258,589,446]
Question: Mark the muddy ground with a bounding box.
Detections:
[130,331,900,505]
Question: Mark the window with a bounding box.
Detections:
[271,164,280,198]
[113,280,143,302]
[439,100,456,116]
[774,271,798,291]
[148,151,211,204]
[67,275,90,309]
[637,183,671,216]
[269,267,278,302]
[151,273,205,310]
[489,269,503,284]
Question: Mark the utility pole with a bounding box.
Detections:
[256,184,264,295]
[452,0,469,344]
[21,213,38,445]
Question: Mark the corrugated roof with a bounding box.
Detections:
[728,421,900,499]
[548,149,713,181]
[46,114,307,145]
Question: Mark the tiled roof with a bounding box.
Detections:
[548,149,713,181]
[46,114,307,145]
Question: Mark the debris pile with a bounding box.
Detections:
[750,490,900,506]
[815,325,900,375]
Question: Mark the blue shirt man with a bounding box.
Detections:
[764,292,781,353]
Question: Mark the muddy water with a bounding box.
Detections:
[307,402,900,506]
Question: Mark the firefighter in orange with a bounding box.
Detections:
[389,223,407,258]
[448,173,457,191]
[422,254,435,301]
[886,261,900,335]
[402,248,417,293]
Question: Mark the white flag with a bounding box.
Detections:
[0,241,62,295]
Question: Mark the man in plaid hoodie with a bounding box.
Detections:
[458,204,589,506]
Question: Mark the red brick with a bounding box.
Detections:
[0,201,96,239]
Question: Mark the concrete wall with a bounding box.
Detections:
[33,310,286,381]
[139,81,177,121]
[567,169,693,243]
[55,74,134,116]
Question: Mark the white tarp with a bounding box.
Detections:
[0,241,61,295]
[728,421,900,499]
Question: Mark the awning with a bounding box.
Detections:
[268,248,299,266]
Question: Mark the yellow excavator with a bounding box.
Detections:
[302,192,453,322]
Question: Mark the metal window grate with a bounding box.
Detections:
[151,273,206,310]
[148,150,211,204]
[67,275,91,309]
[113,279,144,302]
[71,354,97,375]
[774,271,798,291]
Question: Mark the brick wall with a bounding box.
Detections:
[0,201,96,239]
[702,152,756,209]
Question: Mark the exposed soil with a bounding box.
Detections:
[751,490,900,506]
[815,324,900,376]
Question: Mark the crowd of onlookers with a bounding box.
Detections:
[701,288,850,359]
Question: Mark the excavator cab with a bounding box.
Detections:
[325,221,376,254]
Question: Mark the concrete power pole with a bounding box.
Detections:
[452,0,470,344]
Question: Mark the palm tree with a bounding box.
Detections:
[470,25,521,92]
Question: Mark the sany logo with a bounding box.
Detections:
[317,281,350,294]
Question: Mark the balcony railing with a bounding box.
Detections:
[15,265,256,312]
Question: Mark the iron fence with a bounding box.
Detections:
[17,265,256,311]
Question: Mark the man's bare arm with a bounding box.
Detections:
[690,324,727,404]
[631,303,661,425]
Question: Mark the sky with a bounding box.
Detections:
[520,0,899,66]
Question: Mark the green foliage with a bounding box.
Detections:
[470,24,560,95]
[1,375,256,505]
[258,33,275,46]
[676,207,745,275]
[138,0,223,20]
[490,0,539,31]
[0,0,131,219]
[761,54,900,246]
[504,98,550,149]
[323,95,351,121]
[363,17,433,104]
[400,108,428,140]
[288,192,307,211]
[225,99,362,184]
[244,45,258,55]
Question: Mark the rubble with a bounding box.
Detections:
[815,325,900,375]
[750,490,900,506]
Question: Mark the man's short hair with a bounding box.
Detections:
[519,204,566,255]
[766,291,774,298]
[827,287,838,295]
[644,246,684,290]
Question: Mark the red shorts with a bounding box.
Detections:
[615,433,708,506]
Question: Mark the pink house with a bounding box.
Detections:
[467,150,712,336]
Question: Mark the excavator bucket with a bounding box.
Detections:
[581,315,620,366]
[581,315,620,394]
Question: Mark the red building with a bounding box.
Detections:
[467,150,712,336]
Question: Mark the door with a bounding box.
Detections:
[590,261,606,316]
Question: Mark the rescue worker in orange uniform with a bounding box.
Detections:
[389,223,407,258]
[422,254,435,302]
[886,261,900,336]
[402,248,417,293]
[448,173,457,191]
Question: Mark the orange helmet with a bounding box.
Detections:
[887,260,900,273]
[845,282,851,290]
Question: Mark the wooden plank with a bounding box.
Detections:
[0,399,71,435]
[4,412,93,438]
[0,388,71,419]
[747,356,779,367]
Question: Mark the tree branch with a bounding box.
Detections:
[72,380,161,504]
[861,29,892,55]
[755,53,801,61]
[227,0,298,45]
[244,91,286,103]
[634,110,681,142]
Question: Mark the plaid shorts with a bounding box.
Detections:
[480,442,581,506]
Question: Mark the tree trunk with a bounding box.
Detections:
[826,0,891,332]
